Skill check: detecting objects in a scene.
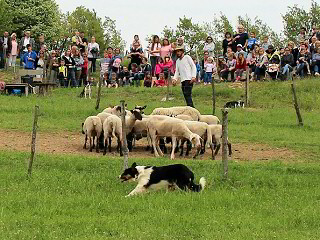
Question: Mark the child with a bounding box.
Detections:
[204,57,217,85]
[261,36,270,51]
[161,56,173,80]
[221,53,236,81]
[132,35,142,50]
[144,71,152,87]
[193,57,201,83]
[100,50,112,86]
[58,60,68,87]
[235,53,247,81]
[247,32,257,51]
[108,72,118,88]
[119,66,130,86]
[155,57,163,79]
[153,72,166,87]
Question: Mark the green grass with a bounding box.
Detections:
[1,75,320,239]
[1,152,320,239]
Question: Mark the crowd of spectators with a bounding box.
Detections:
[1,24,320,89]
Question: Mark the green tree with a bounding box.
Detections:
[4,0,62,41]
[282,0,320,42]
[103,17,126,52]
[0,0,13,33]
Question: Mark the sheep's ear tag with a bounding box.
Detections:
[131,162,137,168]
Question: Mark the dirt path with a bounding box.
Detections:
[0,130,297,162]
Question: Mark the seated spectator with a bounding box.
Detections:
[312,47,320,76]
[204,57,216,85]
[247,50,257,76]
[224,46,234,60]
[310,36,317,56]
[235,53,247,81]
[110,48,122,75]
[153,72,167,87]
[296,47,311,77]
[100,49,113,85]
[108,72,118,88]
[261,36,270,51]
[155,57,163,79]
[297,27,308,44]
[279,48,285,57]
[203,36,215,57]
[58,60,68,87]
[161,56,173,80]
[144,71,152,87]
[221,53,236,81]
[247,32,257,51]
[141,57,152,76]
[280,47,294,80]
[265,45,275,59]
[22,44,37,69]
[119,66,130,86]
[222,32,233,56]
[217,56,227,80]
[235,44,247,58]
[254,48,268,81]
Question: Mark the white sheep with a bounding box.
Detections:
[175,114,194,121]
[103,105,122,116]
[199,115,220,125]
[147,115,202,160]
[180,121,214,158]
[129,118,151,151]
[97,112,112,125]
[82,116,103,153]
[208,124,232,159]
[103,115,123,156]
[151,106,201,121]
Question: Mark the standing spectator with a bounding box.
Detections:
[88,36,100,72]
[132,35,142,50]
[232,25,249,51]
[160,38,172,60]
[148,35,161,76]
[0,31,11,68]
[172,47,197,107]
[73,49,84,87]
[222,32,233,56]
[288,41,299,66]
[261,36,270,51]
[48,50,59,85]
[34,34,46,53]
[81,52,89,86]
[203,36,215,57]
[235,53,247,81]
[254,48,268,81]
[247,32,257,51]
[297,27,308,44]
[8,33,18,68]
[72,31,82,47]
[58,60,68,87]
[171,36,185,72]
[35,50,45,79]
[129,41,144,70]
[203,57,216,85]
[19,30,35,66]
[155,57,163,79]
[79,31,87,54]
[22,44,37,69]
[62,49,76,87]
[309,36,317,56]
[280,47,294,80]
[100,49,113,85]
[192,57,201,83]
[201,51,209,80]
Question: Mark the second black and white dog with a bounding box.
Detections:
[224,100,245,108]
[119,162,206,197]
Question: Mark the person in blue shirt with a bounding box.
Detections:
[22,44,37,69]
[247,32,258,51]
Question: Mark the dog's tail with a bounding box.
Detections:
[190,177,206,192]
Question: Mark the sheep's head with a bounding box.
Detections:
[130,109,143,120]
[134,105,147,114]
[190,133,202,150]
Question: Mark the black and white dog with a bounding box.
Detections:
[79,83,92,99]
[119,162,206,197]
[224,100,245,108]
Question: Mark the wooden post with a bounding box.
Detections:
[28,105,40,177]
[120,100,129,170]
[95,75,102,110]
[221,108,229,179]
[4,47,8,70]
[245,68,250,106]
[291,82,303,126]
[166,75,170,101]
[212,79,215,115]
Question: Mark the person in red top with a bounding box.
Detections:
[81,52,89,85]
[161,56,173,80]
[235,52,247,81]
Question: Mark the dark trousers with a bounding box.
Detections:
[150,56,158,76]
[181,80,194,107]
[88,58,97,72]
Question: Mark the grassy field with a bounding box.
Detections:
[1,74,320,239]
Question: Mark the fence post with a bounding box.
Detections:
[245,68,250,106]
[28,105,40,177]
[120,100,129,170]
[95,75,102,110]
[291,81,303,126]
[212,79,216,115]
[221,108,229,179]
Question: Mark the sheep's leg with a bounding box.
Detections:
[119,139,123,156]
[108,137,112,152]
[228,142,232,157]
[179,139,185,156]
[89,137,93,152]
[159,138,167,154]
[171,136,177,160]
[214,143,221,159]
[186,140,192,156]
[200,138,206,155]
[151,135,160,157]
[92,136,95,149]
[103,137,108,155]
[83,135,88,149]
[175,139,181,153]
[210,143,214,160]
[96,135,100,153]
[156,137,164,156]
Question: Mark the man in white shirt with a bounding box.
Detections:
[172,47,197,107]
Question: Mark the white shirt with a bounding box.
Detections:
[3,37,8,48]
[173,55,197,82]
[149,43,161,57]
[23,37,30,52]
[88,42,100,58]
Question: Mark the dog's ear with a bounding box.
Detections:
[143,105,147,109]
[131,162,137,168]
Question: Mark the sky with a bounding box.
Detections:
[56,0,313,51]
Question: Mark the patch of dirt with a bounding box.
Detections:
[0,130,298,162]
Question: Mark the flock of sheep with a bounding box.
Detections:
[82,105,232,160]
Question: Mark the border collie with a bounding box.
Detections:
[119,162,206,197]
[224,100,245,108]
